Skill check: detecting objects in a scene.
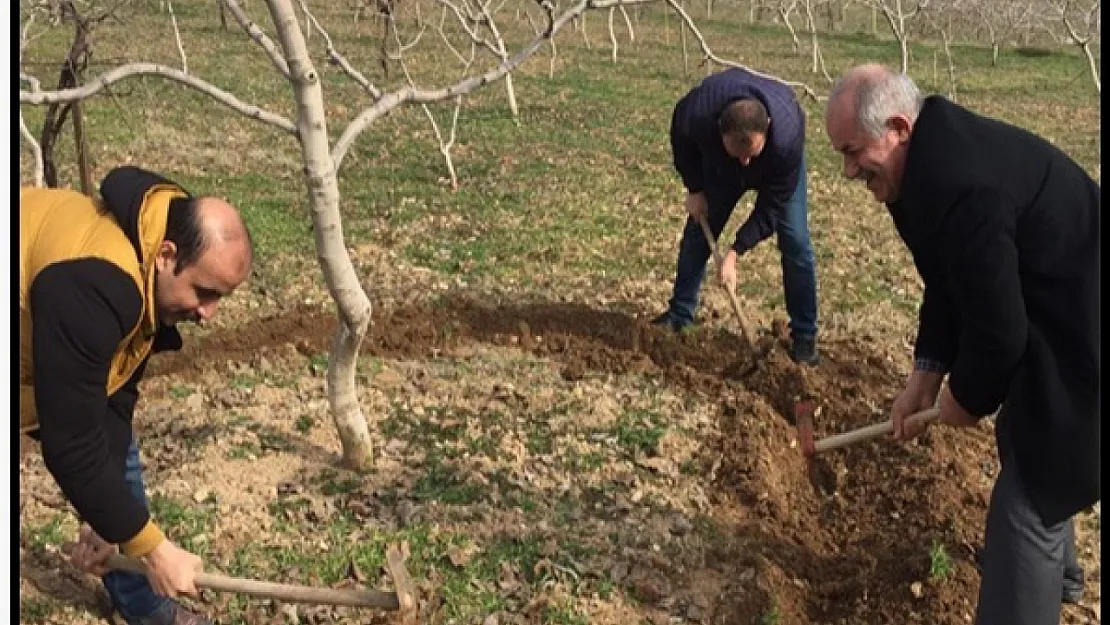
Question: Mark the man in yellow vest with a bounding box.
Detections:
[20,165,254,625]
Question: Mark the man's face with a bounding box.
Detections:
[722,131,767,167]
[825,97,912,203]
[153,241,250,327]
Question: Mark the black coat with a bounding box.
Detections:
[670,68,805,254]
[889,96,1100,526]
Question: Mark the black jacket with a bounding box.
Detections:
[28,166,184,543]
[889,96,1100,526]
[670,68,805,255]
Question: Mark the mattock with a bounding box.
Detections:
[695,214,773,376]
[64,541,419,622]
[793,399,941,490]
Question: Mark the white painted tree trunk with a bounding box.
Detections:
[264,0,375,471]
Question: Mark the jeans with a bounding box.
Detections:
[665,155,818,340]
[102,439,170,622]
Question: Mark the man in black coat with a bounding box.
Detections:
[824,63,1100,624]
[655,67,820,365]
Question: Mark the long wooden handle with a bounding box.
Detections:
[103,553,401,609]
[814,407,941,453]
[695,215,757,347]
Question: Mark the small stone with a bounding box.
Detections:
[193,488,211,503]
[910,581,924,599]
[739,568,756,582]
[185,393,204,411]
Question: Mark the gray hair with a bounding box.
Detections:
[828,66,924,137]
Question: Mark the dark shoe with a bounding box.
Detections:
[129,601,213,625]
[650,312,689,333]
[790,336,819,365]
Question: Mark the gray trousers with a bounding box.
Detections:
[975,426,1085,624]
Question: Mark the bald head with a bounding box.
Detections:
[826,64,923,138]
[195,195,253,274]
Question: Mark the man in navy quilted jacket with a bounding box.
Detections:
[653,67,819,365]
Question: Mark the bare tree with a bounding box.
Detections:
[920,0,962,99]
[776,0,803,55]
[21,0,820,471]
[869,0,930,73]
[30,0,128,192]
[1053,0,1101,92]
[800,0,832,81]
[974,0,1034,66]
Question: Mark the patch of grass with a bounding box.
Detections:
[19,597,54,623]
[226,441,261,460]
[308,353,329,375]
[168,384,193,400]
[526,428,555,455]
[596,578,616,600]
[613,409,668,457]
[24,514,70,552]
[412,458,487,505]
[230,373,259,390]
[758,604,782,625]
[149,494,216,556]
[929,539,954,581]
[543,603,589,625]
[295,413,316,433]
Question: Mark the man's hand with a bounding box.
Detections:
[69,524,118,577]
[684,192,708,222]
[937,385,979,428]
[142,539,204,599]
[891,369,944,440]
[718,249,739,292]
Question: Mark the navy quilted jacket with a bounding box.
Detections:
[670,67,805,254]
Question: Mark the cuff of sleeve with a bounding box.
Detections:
[120,521,166,558]
[913,357,950,374]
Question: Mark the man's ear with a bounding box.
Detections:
[887,114,914,142]
[154,240,178,273]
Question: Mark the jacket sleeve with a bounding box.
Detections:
[30,259,166,556]
[913,284,959,369]
[670,101,704,194]
[939,190,1027,417]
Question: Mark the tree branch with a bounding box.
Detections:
[19,63,298,135]
[166,0,188,73]
[297,0,383,99]
[332,0,662,168]
[221,0,292,79]
[663,0,823,101]
[20,109,46,188]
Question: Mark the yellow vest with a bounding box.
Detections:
[19,185,185,557]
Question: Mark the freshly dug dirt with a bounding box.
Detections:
[23,295,1100,625]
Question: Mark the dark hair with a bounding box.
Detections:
[718,98,770,141]
[165,196,207,275]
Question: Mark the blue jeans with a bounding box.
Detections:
[102,439,171,622]
[665,156,818,341]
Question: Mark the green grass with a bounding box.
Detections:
[19,597,55,623]
[23,514,70,552]
[149,493,217,557]
[928,539,954,582]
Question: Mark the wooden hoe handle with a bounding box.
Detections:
[103,553,402,609]
[813,407,941,454]
[695,215,757,348]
